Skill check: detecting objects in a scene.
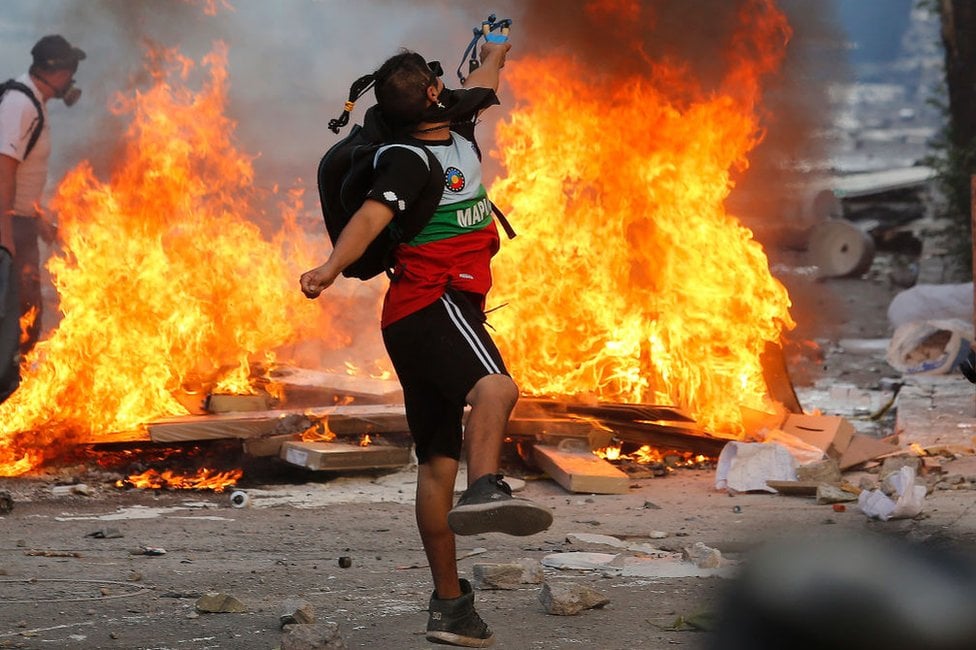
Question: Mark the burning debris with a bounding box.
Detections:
[1,0,807,489]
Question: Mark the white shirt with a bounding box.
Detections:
[0,73,51,216]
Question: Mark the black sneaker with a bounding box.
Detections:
[426,578,494,647]
[447,473,553,536]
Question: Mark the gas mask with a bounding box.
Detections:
[58,80,81,107]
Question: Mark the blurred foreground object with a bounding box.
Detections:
[707,532,976,650]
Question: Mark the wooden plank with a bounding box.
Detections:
[513,398,695,424]
[610,422,729,457]
[830,166,935,200]
[765,480,824,496]
[205,393,271,414]
[242,433,301,457]
[506,418,614,450]
[148,404,407,443]
[269,367,403,406]
[280,441,411,471]
[532,443,631,494]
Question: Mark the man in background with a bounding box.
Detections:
[0,34,86,400]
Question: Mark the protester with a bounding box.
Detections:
[0,34,86,400]
[301,38,552,647]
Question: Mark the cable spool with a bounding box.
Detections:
[808,219,875,278]
[229,490,249,508]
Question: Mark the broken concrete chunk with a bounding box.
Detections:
[472,559,544,590]
[51,484,93,497]
[816,484,859,504]
[796,458,842,484]
[565,532,629,549]
[682,542,723,569]
[195,592,247,613]
[539,582,610,616]
[279,598,316,628]
[880,456,922,483]
[280,622,347,649]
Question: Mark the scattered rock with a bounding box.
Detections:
[472,559,544,590]
[796,458,842,484]
[880,456,921,483]
[51,484,93,497]
[648,531,668,539]
[0,490,13,514]
[539,582,610,616]
[337,556,352,569]
[279,598,316,628]
[816,484,858,504]
[86,527,123,539]
[195,592,247,613]
[682,542,723,569]
[281,622,347,649]
[565,533,629,549]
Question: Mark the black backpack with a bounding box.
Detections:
[0,80,43,159]
[316,114,444,281]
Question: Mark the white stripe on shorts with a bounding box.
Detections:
[440,293,502,374]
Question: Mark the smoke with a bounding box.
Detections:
[1,0,852,225]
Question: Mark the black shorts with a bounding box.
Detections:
[382,289,509,463]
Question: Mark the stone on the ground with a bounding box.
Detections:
[880,456,921,483]
[566,532,629,549]
[816,484,858,504]
[279,598,316,627]
[472,558,544,589]
[539,582,610,616]
[195,592,247,613]
[281,622,347,649]
[796,458,842,483]
[682,542,723,569]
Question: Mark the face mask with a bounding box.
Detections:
[61,84,81,107]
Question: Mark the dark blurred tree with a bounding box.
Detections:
[925,0,976,274]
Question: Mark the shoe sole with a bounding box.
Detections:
[426,631,495,647]
[447,500,553,536]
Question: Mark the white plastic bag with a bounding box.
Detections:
[885,318,973,375]
[888,283,972,329]
[858,466,926,521]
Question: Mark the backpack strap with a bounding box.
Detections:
[0,80,44,160]
[490,202,516,239]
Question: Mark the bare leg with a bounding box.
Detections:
[463,374,519,485]
[416,454,461,599]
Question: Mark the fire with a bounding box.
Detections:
[490,0,794,436]
[596,444,710,468]
[302,418,335,443]
[116,467,242,492]
[0,43,338,475]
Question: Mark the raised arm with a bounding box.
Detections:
[462,40,511,91]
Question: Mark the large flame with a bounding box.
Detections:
[490,0,795,436]
[0,43,336,475]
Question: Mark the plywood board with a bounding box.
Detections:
[270,367,403,406]
[205,393,271,414]
[148,404,407,443]
[532,444,630,495]
[280,441,411,471]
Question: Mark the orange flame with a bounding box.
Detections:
[116,467,242,492]
[490,0,794,436]
[0,43,335,475]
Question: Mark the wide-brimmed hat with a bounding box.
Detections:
[31,34,86,70]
